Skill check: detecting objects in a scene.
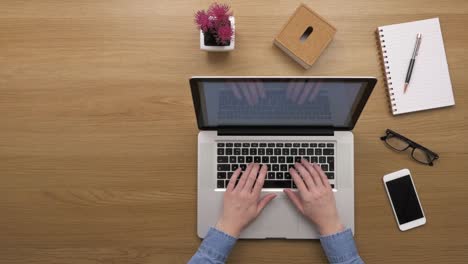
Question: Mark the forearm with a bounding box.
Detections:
[188,227,237,264]
[320,228,364,264]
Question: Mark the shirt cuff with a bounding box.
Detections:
[198,227,238,262]
[320,228,360,263]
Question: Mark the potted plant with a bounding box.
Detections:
[195,3,235,51]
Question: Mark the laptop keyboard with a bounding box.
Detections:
[216,142,336,189]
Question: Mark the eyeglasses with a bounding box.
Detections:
[380,129,439,166]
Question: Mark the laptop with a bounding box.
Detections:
[190,76,377,239]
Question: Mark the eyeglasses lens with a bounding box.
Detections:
[385,135,410,151]
[412,148,432,164]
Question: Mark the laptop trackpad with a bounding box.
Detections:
[240,195,300,238]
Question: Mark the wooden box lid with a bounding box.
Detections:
[274,4,337,69]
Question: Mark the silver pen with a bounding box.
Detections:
[404,33,422,93]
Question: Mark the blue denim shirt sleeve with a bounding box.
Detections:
[188,227,237,264]
[320,228,364,264]
[188,227,363,264]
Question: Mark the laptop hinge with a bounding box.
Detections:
[218,127,334,136]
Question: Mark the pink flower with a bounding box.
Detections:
[208,3,231,21]
[195,10,211,32]
[194,3,233,45]
[217,24,232,44]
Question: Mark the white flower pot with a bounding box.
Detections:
[200,16,235,52]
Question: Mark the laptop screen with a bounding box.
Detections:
[190,77,376,130]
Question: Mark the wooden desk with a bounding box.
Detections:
[1,0,467,263]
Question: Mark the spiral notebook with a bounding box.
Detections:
[377,18,455,115]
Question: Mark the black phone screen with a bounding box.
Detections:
[386,175,424,225]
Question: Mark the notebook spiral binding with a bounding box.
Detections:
[378,28,397,113]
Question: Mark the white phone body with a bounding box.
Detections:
[383,169,426,231]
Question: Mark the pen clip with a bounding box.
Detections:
[415,34,422,56]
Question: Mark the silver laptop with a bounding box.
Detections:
[191,76,377,239]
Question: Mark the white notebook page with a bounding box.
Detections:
[379,18,455,115]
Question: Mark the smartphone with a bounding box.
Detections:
[383,169,426,231]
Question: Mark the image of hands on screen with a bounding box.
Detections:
[199,79,366,127]
[226,80,322,106]
[285,80,322,105]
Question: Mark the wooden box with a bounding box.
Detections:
[274,4,337,69]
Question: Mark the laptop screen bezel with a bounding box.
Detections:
[190,77,377,131]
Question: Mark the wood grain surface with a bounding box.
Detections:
[1,0,467,263]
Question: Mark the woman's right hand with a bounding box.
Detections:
[284,159,344,236]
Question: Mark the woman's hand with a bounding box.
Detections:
[284,159,344,236]
[216,163,277,238]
